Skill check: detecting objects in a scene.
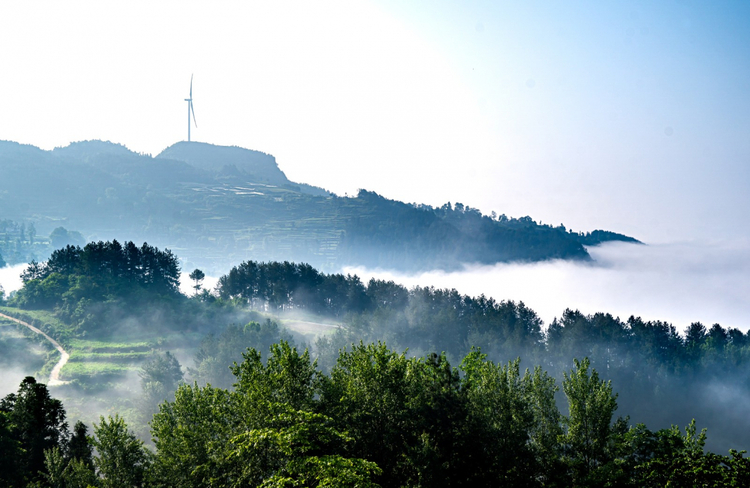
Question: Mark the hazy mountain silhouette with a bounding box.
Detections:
[0,139,637,272]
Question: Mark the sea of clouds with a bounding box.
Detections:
[2,240,749,332]
[345,239,750,333]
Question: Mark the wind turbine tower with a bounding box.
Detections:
[185,75,197,141]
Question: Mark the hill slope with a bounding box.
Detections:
[0,140,638,271]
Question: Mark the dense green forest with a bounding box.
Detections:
[3,241,750,485]
[3,346,750,487]
[0,139,636,272]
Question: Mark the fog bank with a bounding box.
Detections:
[5,241,749,333]
[0,263,26,295]
[345,240,750,332]
[178,272,219,297]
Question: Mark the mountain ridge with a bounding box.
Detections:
[0,139,638,272]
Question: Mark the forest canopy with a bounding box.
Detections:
[4,344,750,487]
[15,240,179,308]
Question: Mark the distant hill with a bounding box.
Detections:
[158,142,330,196]
[0,139,639,272]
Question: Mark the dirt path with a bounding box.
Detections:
[0,312,70,386]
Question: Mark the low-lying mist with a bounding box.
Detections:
[0,263,26,295]
[345,239,750,332]
[6,240,748,332]
[178,271,219,296]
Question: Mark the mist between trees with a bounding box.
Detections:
[4,343,750,487]
[3,241,750,483]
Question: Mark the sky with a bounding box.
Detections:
[1,1,749,245]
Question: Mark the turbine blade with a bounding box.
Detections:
[191,101,197,127]
[190,74,193,98]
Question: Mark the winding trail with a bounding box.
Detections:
[0,312,70,386]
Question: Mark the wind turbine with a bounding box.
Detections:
[185,74,197,141]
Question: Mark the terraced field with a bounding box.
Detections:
[61,339,154,381]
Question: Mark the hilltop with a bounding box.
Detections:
[0,139,638,271]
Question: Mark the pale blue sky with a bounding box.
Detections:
[0,1,748,243]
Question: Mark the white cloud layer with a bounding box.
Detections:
[0,264,26,295]
[346,240,750,332]
[5,240,749,333]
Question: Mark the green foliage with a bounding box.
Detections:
[0,410,23,486]
[151,342,374,488]
[13,240,181,313]
[39,446,98,488]
[318,342,415,486]
[460,351,562,485]
[190,320,294,389]
[150,384,238,487]
[561,358,622,486]
[67,420,94,469]
[139,352,183,423]
[227,403,381,488]
[8,339,750,486]
[231,341,319,412]
[217,261,368,317]
[189,269,205,295]
[40,446,69,488]
[0,376,69,484]
[91,414,151,488]
[318,343,558,486]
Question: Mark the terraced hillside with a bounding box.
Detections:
[0,139,638,272]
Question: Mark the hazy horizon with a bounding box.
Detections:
[1,1,749,245]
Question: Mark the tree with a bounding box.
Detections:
[49,227,84,250]
[227,403,381,488]
[318,342,416,487]
[139,352,183,422]
[67,420,94,469]
[150,384,239,487]
[91,415,150,488]
[561,358,621,486]
[190,321,294,390]
[40,446,69,488]
[632,421,728,487]
[231,341,319,413]
[189,268,205,295]
[0,410,23,486]
[0,376,69,484]
[460,350,561,486]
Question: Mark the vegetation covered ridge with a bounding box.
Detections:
[4,242,750,456]
[0,139,638,271]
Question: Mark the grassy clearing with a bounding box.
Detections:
[60,361,140,380]
[68,338,153,352]
[62,338,159,381]
[0,306,75,344]
[69,351,150,362]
